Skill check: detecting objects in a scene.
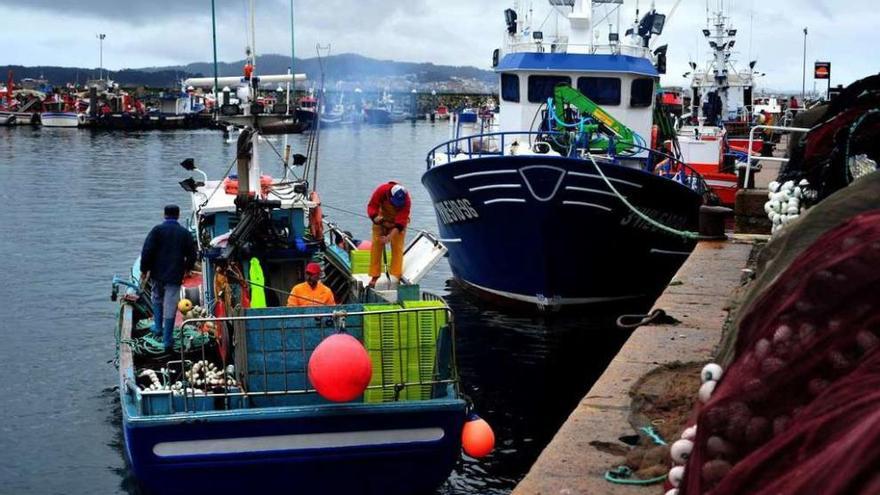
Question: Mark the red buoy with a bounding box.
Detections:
[308,333,372,402]
[461,414,495,458]
[357,240,372,250]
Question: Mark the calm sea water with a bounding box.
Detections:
[0,123,631,494]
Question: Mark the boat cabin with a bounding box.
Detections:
[496,52,658,151]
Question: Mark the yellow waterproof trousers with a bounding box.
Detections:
[369,224,405,278]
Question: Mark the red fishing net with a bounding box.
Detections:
[680,210,880,494]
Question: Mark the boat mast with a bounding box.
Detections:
[567,0,592,54]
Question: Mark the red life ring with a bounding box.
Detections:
[309,191,324,240]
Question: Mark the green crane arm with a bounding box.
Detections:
[552,85,635,152]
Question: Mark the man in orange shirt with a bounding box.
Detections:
[366,181,411,287]
[287,262,336,307]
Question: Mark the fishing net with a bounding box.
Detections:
[778,74,880,201]
[680,210,880,494]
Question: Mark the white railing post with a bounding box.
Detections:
[744,125,812,189]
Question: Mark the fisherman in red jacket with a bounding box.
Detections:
[366,181,411,287]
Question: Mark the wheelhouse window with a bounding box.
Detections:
[501,73,520,103]
[630,78,656,108]
[528,75,571,103]
[576,77,621,106]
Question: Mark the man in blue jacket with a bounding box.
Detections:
[141,205,198,352]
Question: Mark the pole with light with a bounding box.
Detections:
[211,0,219,117]
[97,33,106,81]
[801,27,807,103]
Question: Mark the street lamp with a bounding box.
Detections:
[801,27,808,103]
[97,33,106,81]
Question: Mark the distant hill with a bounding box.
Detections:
[2,53,495,89]
[148,53,496,86]
[0,65,200,88]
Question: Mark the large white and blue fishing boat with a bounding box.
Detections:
[422,0,710,310]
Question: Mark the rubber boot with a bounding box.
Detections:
[152,303,164,336]
[163,318,176,353]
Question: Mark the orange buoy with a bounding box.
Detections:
[461,413,495,458]
[309,191,324,241]
[307,333,372,402]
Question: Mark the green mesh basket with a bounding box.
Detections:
[401,300,447,400]
[362,304,407,403]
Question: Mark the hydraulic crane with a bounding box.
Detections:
[551,84,637,155]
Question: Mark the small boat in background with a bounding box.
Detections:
[364,90,408,124]
[677,8,767,204]
[295,92,318,128]
[40,98,83,128]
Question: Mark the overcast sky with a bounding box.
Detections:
[2,0,877,92]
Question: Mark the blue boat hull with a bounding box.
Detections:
[123,401,465,494]
[364,108,392,125]
[421,155,702,309]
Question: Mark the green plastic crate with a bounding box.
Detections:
[350,248,391,274]
[401,300,447,400]
[362,304,407,403]
[350,250,372,274]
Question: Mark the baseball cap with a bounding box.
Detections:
[390,184,407,207]
[305,262,322,275]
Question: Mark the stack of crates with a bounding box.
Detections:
[362,301,447,402]
[363,304,408,403]
[402,300,447,400]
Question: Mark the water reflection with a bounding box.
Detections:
[439,282,632,494]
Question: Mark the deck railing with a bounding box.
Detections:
[426,131,713,198]
[128,302,458,415]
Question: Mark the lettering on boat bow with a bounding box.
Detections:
[434,199,480,225]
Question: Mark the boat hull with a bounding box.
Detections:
[40,112,80,127]
[421,155,702,310]
[123,401,465,495]
[364,108,392,125]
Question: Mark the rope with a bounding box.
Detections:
[604,426,668,485]
[616,309,678,329]
[261,135,303,182]
[118,315,215,356]
[604,466,668,485]
[640,426,668,446]
[198,152,240,212]
[585,152,702,241]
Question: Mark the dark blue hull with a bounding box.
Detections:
[364,108,392,125]
[421,155,702,309]
[123,401,465,494]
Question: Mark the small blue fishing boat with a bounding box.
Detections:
[421,0,712,311]
[111,23,468,492]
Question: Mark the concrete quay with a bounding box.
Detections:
[513,240,755,495]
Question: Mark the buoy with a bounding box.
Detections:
[357,239,372,250]
[668,465,685,487]
[698,380,717,403]
[178,298,193,313]
[307,333,372,402]
[670,439,694,464]
[701,363,723,383]
[461,414,495,458]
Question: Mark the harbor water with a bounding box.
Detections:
[0,124,631,494]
